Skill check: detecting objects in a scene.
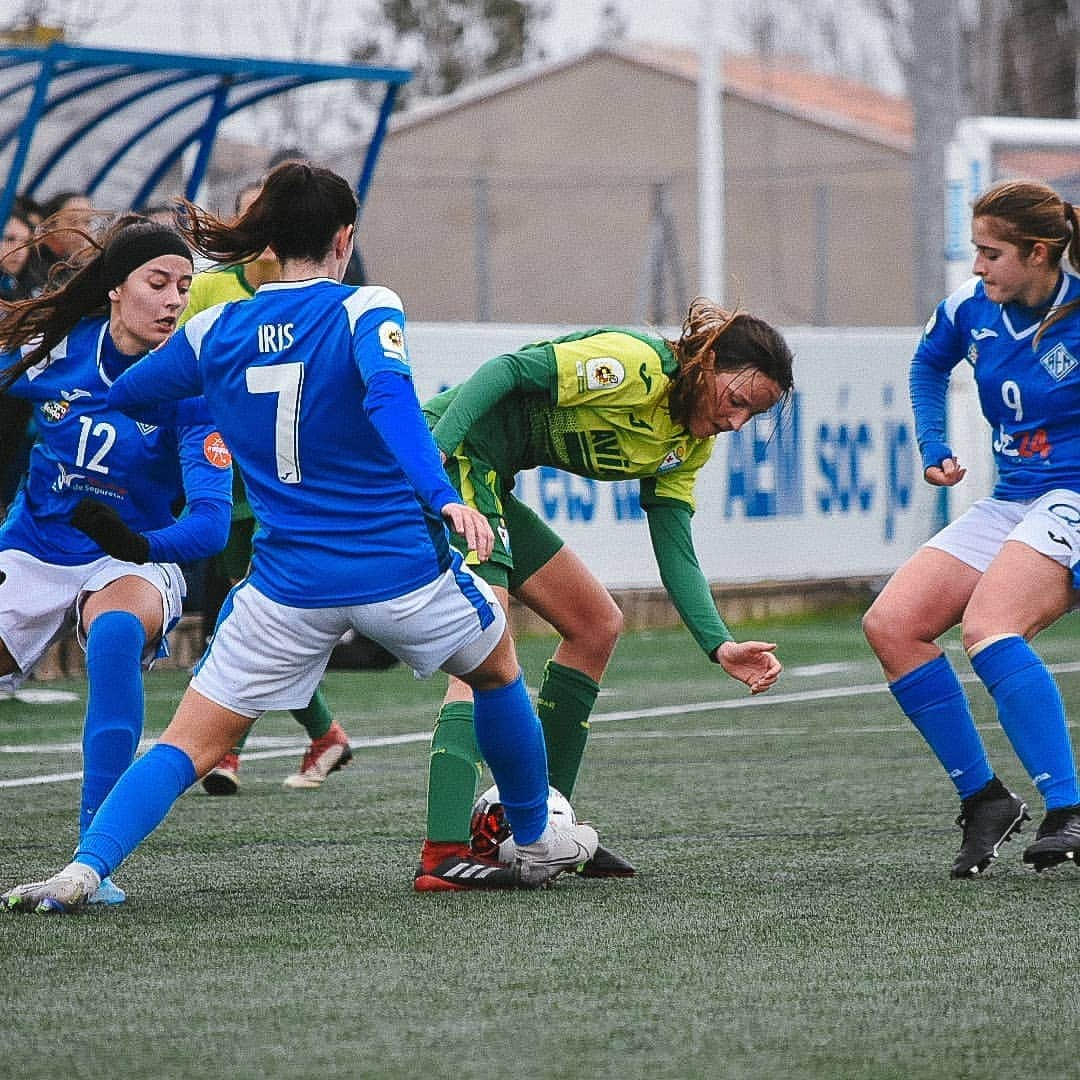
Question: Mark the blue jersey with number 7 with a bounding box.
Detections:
[108,280,462,607]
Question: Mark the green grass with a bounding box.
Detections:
[3,613,1080,1079]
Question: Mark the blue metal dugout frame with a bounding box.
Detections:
[0,42,411,229]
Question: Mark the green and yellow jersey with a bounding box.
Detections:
[182,263,255,319]
[179,264,257,525]
[426,328,734,655]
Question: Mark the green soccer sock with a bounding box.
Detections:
[536,659,599,799]
[290,685,333,741]
[426,701,483,842]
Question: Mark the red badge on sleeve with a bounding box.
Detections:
[203,432,233,469]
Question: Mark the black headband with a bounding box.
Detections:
[101,226,191,292]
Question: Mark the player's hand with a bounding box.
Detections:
[924,457,966,487]
[441,502,494,561]
[715,639,781,694]
[70,498,150,564]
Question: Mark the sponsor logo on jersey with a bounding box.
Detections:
[39,400,70,423]
[51,462,85,492]
[1040,342,1079,382]
[971,328,997,341]
[203,432,233,469]
[379,321,407,361]
[60,387,92,401]
[497,522,511,554]
[638,362,653,392]
[136,422,158,436]
[923,310,937,336]
[584,357,624,391]
[656,446,686,474]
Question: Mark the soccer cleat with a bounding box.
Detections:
[576,843,636,878]
[951,775,1028,878]
[3,862,101,915]
[87,876,126,906]
[413,842,518,892]
[514,822,599,889]
[282,721,353,789]
[1022,804,1080,872]
[201,751,241,796]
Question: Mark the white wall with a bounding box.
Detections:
[407,323,990,588]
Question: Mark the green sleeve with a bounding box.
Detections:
[429,345,557,454]
[646,501,733,658]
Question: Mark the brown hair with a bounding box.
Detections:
[664,298,794,429]
[0,214,190,390]
[973,179,1080,344]
[176,160,358,266]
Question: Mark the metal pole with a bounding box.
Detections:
[697,1,724,302]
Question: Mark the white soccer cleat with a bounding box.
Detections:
[513,822,599,889]
[2,862,102,915]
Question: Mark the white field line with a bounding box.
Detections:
[4,661,1080,789]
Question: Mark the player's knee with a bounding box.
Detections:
[861,601,890,655]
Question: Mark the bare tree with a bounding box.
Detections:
[351,0,551,108]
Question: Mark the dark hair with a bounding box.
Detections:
[37,190,88,221]
[177,161,357,265]
[0,215,191,390]
[664,298,794,429]
[973,179,1080,344]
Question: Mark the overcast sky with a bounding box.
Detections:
[74,0,705,61]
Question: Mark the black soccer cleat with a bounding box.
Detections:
[951,776,1028,878]
[576,842,636,878]
[1022,804,1080,872]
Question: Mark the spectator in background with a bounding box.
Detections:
[0,203,37,515]
[22,191,96,293]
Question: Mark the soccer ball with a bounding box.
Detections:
[469,784,576,864]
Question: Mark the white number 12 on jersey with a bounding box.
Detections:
[246,362,304,484]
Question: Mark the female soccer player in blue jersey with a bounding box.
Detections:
[413,303,793,890]
[0,215,233,906]
[864,179,1080,877]
[2,162,597,913]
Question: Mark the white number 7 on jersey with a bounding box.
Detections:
[246,362,304,484]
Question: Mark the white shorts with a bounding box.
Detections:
[0,548,186,691]
[924,489,1080,574]
[192,561,506,718]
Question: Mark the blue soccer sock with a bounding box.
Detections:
[889,654,993,798]
[472,672,549,845]
[969,635,1080,810]
[80,611,146,841]
[75,743,197,879]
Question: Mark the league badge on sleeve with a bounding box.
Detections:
[584,357,625,391]
[379,321,408,363]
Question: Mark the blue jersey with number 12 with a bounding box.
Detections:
[109,280,460,607]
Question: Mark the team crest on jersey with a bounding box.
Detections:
[39,400,70,423]
[203,432,233,469]
[656,446,686,474]
[967,342,978,366]
[1040,342,1079,382]
[379,321,407,362]
[584,357,625,391]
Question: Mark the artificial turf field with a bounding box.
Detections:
[3,608,1080,1079]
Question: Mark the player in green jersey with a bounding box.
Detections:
[414,299,794,890]
[180,180,353,794]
